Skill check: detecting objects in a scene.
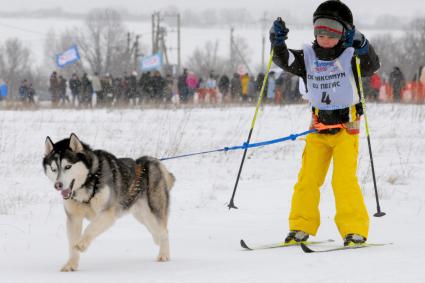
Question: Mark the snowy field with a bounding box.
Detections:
[1,103,425,282]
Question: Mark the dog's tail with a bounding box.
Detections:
[136,156,175,191]
[163,168,175,191]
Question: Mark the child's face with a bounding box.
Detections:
[316,35,340,49]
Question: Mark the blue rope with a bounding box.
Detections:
[160,129,316,161]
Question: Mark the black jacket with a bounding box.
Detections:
[272,41,380,82]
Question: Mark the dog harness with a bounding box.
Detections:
[76,158,102,204]
[73,157,148,207]
[120,163,148,209]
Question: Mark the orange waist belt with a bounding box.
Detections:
[311,115,360,134]
[313,122,346,131]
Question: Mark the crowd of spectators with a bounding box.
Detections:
[363,66,425,103]
[43,68,303,108]
[47,70,174,107]
[12,65,425,108]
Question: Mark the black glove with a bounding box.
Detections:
[352,30,366,45]
[269,17,289,47]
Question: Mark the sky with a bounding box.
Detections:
[5,0,425,20]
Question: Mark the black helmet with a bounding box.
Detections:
[313,0,353,29]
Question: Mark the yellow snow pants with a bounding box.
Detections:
[289,129,369,239]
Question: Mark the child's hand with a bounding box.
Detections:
[352,30,369,55]
[269,17,289,47]
[344,29,369,54]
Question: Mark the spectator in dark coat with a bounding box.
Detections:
[128,71,139,104]
[81,73,93,108]
[139,71,152,103]
[101,74,114,107]
[19,79,29,103]
[69,73,82,106]
[27,83,36,105]
[58,75,69,105]
[151,71,166,102]
[178,68,189,103]
[218,74,230,97]
[389,66,405,102]
[113,77,123,105]
[230,73,242,101]
[255,72,267,97]
[164,74,174,102]
[49,71,60,106]
[248,76,257,100]
[19,80,37,106]
[121,74,130,105]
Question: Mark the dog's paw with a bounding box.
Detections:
[157,254,170,262]
[61,261,78,272]
[73,237,91,252]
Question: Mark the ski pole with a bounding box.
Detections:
[355,56,386,217]
[227,49,275,209]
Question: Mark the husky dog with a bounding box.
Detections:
[43,133,175,271]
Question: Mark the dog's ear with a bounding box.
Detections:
[69,133,84,153]
[45,136,54,156]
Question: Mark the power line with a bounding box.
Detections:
[0,21,48,36]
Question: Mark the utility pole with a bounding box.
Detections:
[230,27,253,75]
[152,12,161,54]
[156,12,160,53]
[152,12,181,74]
[177,13,181,75]
[233,41,253,75]
[127,32,132,72]
[230,27,234,72]
[127,32,131,55]
[134,34,140,71]
[152,13,155,54]
[260,12,268,73]
[160,27,169,65]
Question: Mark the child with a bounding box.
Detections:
[270,0,380,246]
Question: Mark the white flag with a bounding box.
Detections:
[140,52,162,71]
[56,45,80,68]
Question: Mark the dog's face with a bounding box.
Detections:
[43,133,90,200]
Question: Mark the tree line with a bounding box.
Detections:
[0,9,424,100]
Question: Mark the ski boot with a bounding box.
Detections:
[344,234,367,247]
[285,230,309,244]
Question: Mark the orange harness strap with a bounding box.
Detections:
[313,122,346,131]
[311,114,346,131]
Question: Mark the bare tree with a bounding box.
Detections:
[186,40,221,77]
[43,29,84,78]
[371,16,425,80]
[186,36,253,79]
[229,36,252,75]
[0,38,32,99]
[43,29,59,70]
[370,34,402,78]
[402,17,425,79]
[77,8,130,75]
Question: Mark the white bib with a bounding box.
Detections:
[303,45,359,110]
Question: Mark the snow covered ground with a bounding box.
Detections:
[1,103,425,282]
